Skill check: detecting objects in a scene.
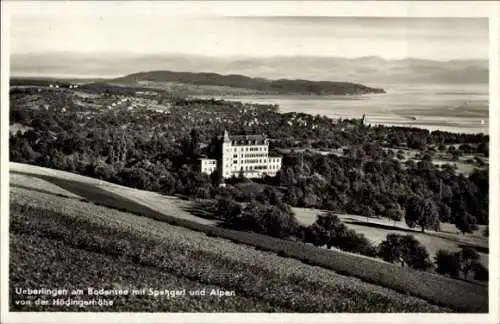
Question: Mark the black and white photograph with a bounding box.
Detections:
[1,1,498,323]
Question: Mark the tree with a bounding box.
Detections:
[190,128,201,156]
[437,202,452,223]
[226,201,299,239]
[93,162,116,180]
[452,150,462,161]
[435,250,461,278]
[304,212,376,256]
[305,212,346,248]
[400,235,432,270]
[336,228,377,256]
[284,187,300,206]
[454,212,479,235]
[257,187,283,205]
[386,202,404,225]
[362,205,376,221]
[477,142,489,157]
[405,195,440,233]
[378,234,432,270]
[215,198,242,222]
[378,234,406,267]
[422,154,433,162]
[260,205,300,239]
[457,247,480,280]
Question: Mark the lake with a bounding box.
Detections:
[203,83,489,134]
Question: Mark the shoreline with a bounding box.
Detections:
[365,121,488,135]
[194,94,488,135]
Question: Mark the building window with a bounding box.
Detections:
[233,160,237,164]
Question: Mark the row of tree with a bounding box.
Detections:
[213,199,487,281]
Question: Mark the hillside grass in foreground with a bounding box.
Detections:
[10,187,448,312]
[9,171,489,312]
[28,172,490,311]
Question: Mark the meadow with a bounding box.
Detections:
[292,207,489,268]
[9,164,489,312]
[10,186,449,312]
[13,161,487,269]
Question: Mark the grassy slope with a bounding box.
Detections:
[11,162,488,268]
[9,186,447,313]
[292,207,489,267]
[8,164,489,312]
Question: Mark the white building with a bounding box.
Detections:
[199,158,217,175]
[200,130,282,179]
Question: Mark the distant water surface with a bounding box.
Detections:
[203,83,489,134]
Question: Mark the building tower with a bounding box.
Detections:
[221,129,232,179]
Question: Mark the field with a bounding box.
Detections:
[293,208,489,268]
[8,163,489,312]
[11,162,489,268]
[11,181,449,312]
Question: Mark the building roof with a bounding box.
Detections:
[231,134,267,145]
[217,130,268,145]
[230,134,267,141]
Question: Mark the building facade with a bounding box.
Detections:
[200,130,282,179]
[199,158,217,175]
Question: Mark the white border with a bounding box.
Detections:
[1,1,497,17]
[1,1,499,324]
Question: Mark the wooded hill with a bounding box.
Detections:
[111,70,386,95]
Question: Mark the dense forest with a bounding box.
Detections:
[9,86,489,232]
[111,70,386,95]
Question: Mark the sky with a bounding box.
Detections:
[10,14,488,61]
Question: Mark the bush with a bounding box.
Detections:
[193,187,211,199]
[379,234,432,270]
[226,201,299,239]
[304,213,347,248]
[435,250,461,278]
[336,229,378,257]
[454,212,479,235]
[379,234,405,266]
[259,205,300,239]
[386,202,404,225]
[215,198,242,222]
[435,248,485,281]
[401,238,432,270]
[457,247,480,280]
[473,263,488,281]
[304,212,377,257]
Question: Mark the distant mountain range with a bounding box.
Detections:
[11,52,488,86]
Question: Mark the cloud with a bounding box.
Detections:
[11,16,488,60]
